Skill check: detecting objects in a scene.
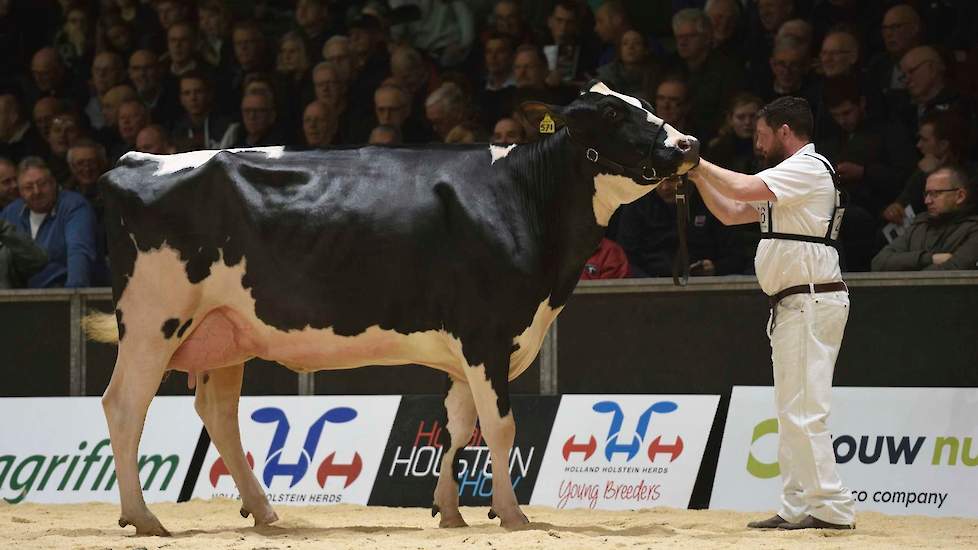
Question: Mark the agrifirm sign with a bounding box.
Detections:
[531,395,719,510]
[711,386,978,517]
[0,397,200,503]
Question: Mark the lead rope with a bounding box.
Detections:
[672,175,690,287]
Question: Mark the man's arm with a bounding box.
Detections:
[63,199,96,288]
[0,220,48,283]
[871,225,931,271]
[686,159,766,226]
[923,227,978,271]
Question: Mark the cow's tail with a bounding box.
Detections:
[83,311,120,344]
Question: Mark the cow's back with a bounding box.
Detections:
[101,146,549,340]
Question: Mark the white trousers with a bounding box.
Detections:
[768,290,855,525]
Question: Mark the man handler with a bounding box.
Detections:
[687,96,855,530]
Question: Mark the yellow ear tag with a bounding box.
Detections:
[539,113,556,134]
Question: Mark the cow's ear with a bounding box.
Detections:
[517,101,566,136]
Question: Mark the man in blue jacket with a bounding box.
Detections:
[1,156,96,288]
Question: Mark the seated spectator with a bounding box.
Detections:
[347,14,391,118]
[225,21,273,108]
[819,77,916,217]
[485,0,534,47]
[543,1,599,84]
[223,92,285,148]
[0,157,96,288]
[596,30,659,99]
[0,157,19,209]
[163,21,206,79]
[45,111,85,183]
[368,124,401,145]
[277,31,312,90]
[322,36,355,86]
[374,84,431,144]
[64,139,108,205]
[390,46,438,133]
[884,111,973,223]
[128,49,179,126]
[654,77,694,133]
[706,93,763,175]
[84,52,126,130]
[756,34,815,105]
[400,0,475,68]
[892,45,974,137]
[295,0,338,57]
[488,45,576,123]
[616,176,750,277]
[135,124,175,154]
[872,165,978,271]
[0,93,45,163]
[302,100,339,148]
[593,0,635,68]
[198,0,233,69]
[426,83,469,142]
[580,238,630,280]
[744,0,798,94]
[705,0,746,63]
[112,99,149,160]
[94,84,137,153]
[100,13,138,61]
[32,97,65,148]
[171,70,234,151]
[670,8,744,141]
[54,4,94,82]
[817,27,860,79]
[867,4,923,100]
[25,47,87,109]
[311,62,359,143]
[480,32,516,92]
[491,117,525,145]
[0,217,48,289]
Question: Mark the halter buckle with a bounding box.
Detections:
[586,148,599,163]
[641,165,658,181]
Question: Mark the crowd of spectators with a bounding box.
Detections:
[0,0,976,289]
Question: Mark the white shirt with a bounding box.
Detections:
[751,143,842,295]
[29,211,47,239]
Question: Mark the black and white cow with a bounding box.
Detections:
[88,81,699,535]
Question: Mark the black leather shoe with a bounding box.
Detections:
[746,514,787,529]
[778,515,854,530]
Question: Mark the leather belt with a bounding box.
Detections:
[767,281,848,333]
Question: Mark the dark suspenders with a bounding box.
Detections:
[759,153,848,246]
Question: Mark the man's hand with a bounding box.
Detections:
[883,202,906,224]
[932,253,952,265]
[918,154,941,173]
[690,259,716,276]
[836,161,864,183]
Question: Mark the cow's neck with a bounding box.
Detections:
[507,130,634,307]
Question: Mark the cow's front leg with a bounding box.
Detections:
[433,377,478,528]
[102,346,170,536]
[464,363,528,529]
[194,364,278,526]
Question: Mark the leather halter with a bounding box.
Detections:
[567,122,666,182]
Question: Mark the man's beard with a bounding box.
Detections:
[761,141,788,167]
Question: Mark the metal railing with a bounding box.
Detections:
[3,271,976,396]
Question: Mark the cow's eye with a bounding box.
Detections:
[603,107,619,121]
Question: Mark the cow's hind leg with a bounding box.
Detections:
[432,376,477,528]
[102,342,172,536]
[464,358,528,529]
[194,364,278,526]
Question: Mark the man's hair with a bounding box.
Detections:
[17,156,51,178]
[772,33,807,56]
[67,138,107,166]
[757,96,813,138]
[933,164,975,205]
[425,82,466,112]
[552,0,578,16]
[232,19,263,37]
[672,8,711,35]
[179,69,212,91]
[514,44,544,63]
[822,75,862,108]
[921,109,971,162]
[484,31,514,50]
[0,155,15,170]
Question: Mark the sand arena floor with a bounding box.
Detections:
[3,500,977,549]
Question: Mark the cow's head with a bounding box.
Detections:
[520,81,700,183]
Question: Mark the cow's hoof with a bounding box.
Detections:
[431,504,440,518]
[439,514,469,528]
[496,510,530,530]
[119,515,171,537]
[240,507,250,518]
[488,509,497,520]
